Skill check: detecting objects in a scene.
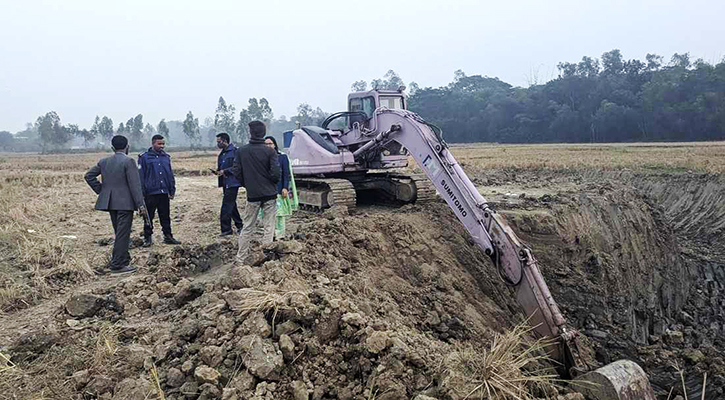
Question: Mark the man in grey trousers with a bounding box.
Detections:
[85,135,146,274]
[231,121,280,264]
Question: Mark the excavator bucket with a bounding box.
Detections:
[574,360,656,400]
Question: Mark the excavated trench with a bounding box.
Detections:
[489,170,725,399]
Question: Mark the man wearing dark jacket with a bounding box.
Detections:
[231,121,280,263]
[138,134,181,246]
[85,135,145,274]
[214,133,244,236]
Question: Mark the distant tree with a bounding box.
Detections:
[126,118,134,135]
[117,122,125,134]
[295,103,314,126]
[35,111,71,152]
[236,109,251,143]
[646,54,663,71]
[183,111,201,148]
[157,119,169,140]
[601,49,624,75]
[143,123,156,141]
[408,82,420,96]
[670,53,691,69]
[214,96,236,139]
[90,116,100,142]
[351,80,367,92]
[0,131,13,150]
[371,70,405,90]
[259,98,273,122]
[98,116,114,141]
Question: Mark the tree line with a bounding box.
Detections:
[2,49,723,152]
[408,50,725,143]
[0,97,333,152]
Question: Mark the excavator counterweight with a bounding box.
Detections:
[285,89,655,400]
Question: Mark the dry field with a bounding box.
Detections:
[1,141,723,313]
[0,142,723,399]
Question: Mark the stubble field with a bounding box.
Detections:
[1,142,724,400]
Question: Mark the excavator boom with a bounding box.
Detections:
[286,88,655,399]
[360,108,655,400]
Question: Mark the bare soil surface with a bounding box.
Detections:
[1,163,724,400]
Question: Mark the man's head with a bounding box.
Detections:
[111,135,129,152]
[216,132,230,149]
[264,136,279,152]
[151,134,165,152]
[249,121,266,141]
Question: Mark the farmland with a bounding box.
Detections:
[1,142,724,399]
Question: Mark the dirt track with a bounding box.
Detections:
[1,154,724,399]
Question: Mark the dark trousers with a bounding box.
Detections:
[109,210,133,269]
[143,194,172,238]
[221,186,243,233]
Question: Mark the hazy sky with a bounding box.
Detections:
[1,0,723,133]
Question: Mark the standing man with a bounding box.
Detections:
[84,135,145,274]
[137,134,181,246]
[213,132,244,236]
[231,121,280,264]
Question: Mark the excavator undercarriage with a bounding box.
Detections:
[295,173,436,212]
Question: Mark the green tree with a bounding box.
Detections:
[214,96,236,138]
[117,122,125,134]
[143,123,155,142]
[98,116,114,141]
[35,111,71,152]
[351,80,367,91]
[371,70,405,90]
[158,119,169,139]
[0,131,13,150]
[183,111,201,148]
[236,109,251,143]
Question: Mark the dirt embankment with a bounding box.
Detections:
[487,169,725,398]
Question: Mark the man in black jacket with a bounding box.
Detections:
[231,121,280,263]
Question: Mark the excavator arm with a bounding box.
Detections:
[355,108,578,375]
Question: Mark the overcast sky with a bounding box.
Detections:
[1,0,723,133]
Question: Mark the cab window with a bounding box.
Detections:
[379,96,404,110]
[349,96,376,119]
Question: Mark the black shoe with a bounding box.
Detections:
[142,236,153,247]
[163,236,181,245]
[220,231,234,237]
[109,265,137,275]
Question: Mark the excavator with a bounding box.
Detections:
[283,88,655,400]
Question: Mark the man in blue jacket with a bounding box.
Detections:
[213,132,244,236]
[138,134,181,246]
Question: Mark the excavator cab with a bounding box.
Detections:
[347,88,407,129]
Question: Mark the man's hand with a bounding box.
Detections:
[138,205,147,214]
[281,188,289,198]
[169,194,175,200]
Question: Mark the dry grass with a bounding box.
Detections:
[231,288,309,334]
[150,363,166,400]
[447,142,725,173]
[233,288,309,316]
[442,323,560,400]
[93,324,119,367]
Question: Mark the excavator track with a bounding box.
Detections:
[296,178,357,212]
[405,173,438,204]
[295,173,438,212]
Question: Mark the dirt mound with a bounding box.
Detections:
[3,169,725,399]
